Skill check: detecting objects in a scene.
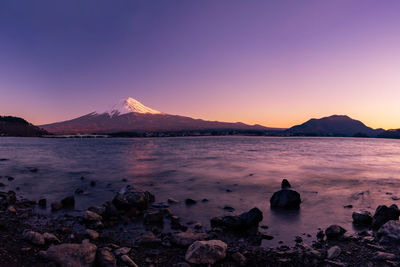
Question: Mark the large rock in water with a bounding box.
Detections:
[210,208,263,233]
[377,220,400,244]
[270,180,301,209]
[352,210,373,225]
[112,186,155,211]
[40,241,97,267]
[372,204,400,230]
[325,225,346,240]
[185,240,227,264]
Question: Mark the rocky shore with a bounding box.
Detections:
[1,180,400,267]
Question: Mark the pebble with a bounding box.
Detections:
[120,255,138,267]
[114,247,131,256]
[85,229,99,240]
[327,246,341,259]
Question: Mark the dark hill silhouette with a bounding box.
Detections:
[378,129,400,139]
[287,115,384,137]
[0,116,48,137]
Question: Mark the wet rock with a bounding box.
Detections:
[114,247,131,256]
[324,259,346,267]
[90,181,96,186]
[102,202,119,218]
[295,236,303,243]
[43,233,61,244]
[75,188,84,194]
[185,240,227,264]
[29,167,38,172]
[201,198,209,202]
[136,232,161,247]
[377,220,400,244]
[151,202,169,208]
[96,248,116,267]
[120,255,138,267]
[343,205,353,209]
[223,206,235,212]
[23,230,45,246]
[61,196,75,209]
[185,198,197,205]
[352,210,373,225]
[7,176,14,181]
[86,210,103,222]
[372,204,400,230]
[168,198,179,204]
[325,225,346,240]
[232,251,247,266]
[373,251,397,260]
[210,207,263,233]
[281,179,291,189]
[194,222,203,230]
[88,205,106,216]
[112,186,155,211]
[0,183,5,187]
[144,209,164,224]
[40,241,97,267]
[85,229,99,240]
[327,246,341,259]
[38,198,47,208]
[171,231,208,246]
[270,180,301,209]
[7,205,16,213]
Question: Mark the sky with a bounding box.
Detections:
[1,0,400,129]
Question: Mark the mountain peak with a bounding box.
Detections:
[98,97,162,116]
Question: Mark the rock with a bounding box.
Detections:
[75,188,84,194]
[38,199,47,208]
[112,186,155,211]
[151,202,169,208]
[185,198,197,205]
[144,209,164,224]
[96,248,116,267]
[325,225,346,240]
[372,204,400,230]
[194,222,203,230]
[281,179,291,189]
[352,210,373,225]
[88,205,106,216]
[61,196,75,208]
[168,198,179,204]
[29,167,39,172]
[185,240,227,264]
[377,220,400,244]
[295,236,303,243]
[232,252,246,265]
[210,207,263,233]
[113,247,131,256]
[43,233,60,244]
[86,210,103,222]
[171,231,208,246]
[23,230,45,246]
[85,229,99,240]
[343,205,353,209]
[120,255,138,267]
[7,176,14,181]
[324,259,346,267]
[41,242,97,267]
[7,205,16,213]
[373,251,397,260]
[90,181,96,186]
[223,206,235,212]
[327,246,341,259]
[136,232,161,246]
[270,180,301,209]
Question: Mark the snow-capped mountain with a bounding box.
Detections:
[41,97,271,134]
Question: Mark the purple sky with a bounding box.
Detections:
[1,0,400,128]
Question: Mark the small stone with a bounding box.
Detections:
[194,222,203,230]
[327,246,341,259]
[96,248,116,267]
[23,230,45,246]
[85,229,99,240]
[325,225,346,240]
[324,259,346,267]
[373,251,397,260]
[60,196,75,208]
[137,232,161,246]
[90,181,96,186]
[86,210,103,221]
[7,205,16,213]
[295,236,303,243]
[43,233,60,244]
[232,252,246,265]
[75,188,84,194]
[352,210,373,225]
[113,247,131,256]
[29,167,39,172]
[223,206,235,212]
[171,231,208,247]
[343,205,353,209]
[38,199,47,208]
[120,255,138,267]
[185,198,197,205]
[144,209,164,224]
[7,176,14,181]
[167,198,179,204]
[41,242,97,267]
[185,240,227,264]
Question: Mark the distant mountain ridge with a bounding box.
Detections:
[0,116,48,137]
[40,97,273,134]
[287,115,384,137]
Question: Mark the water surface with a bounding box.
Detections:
[1,136,400,246]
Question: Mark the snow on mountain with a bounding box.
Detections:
[96,97,162,116]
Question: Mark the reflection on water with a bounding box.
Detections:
[1,136,400,246]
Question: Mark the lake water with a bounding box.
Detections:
[1,136,400,246]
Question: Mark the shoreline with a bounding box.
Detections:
[1,186,400,267]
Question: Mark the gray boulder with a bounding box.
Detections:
[377,220,400,244]
[185,240,227,264]
[352,210,373,225]
[112,186,154,211]
[40,241,97,267]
